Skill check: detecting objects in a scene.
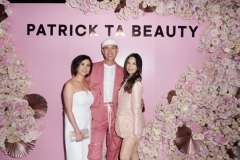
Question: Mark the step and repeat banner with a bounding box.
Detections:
[0,4,210,160]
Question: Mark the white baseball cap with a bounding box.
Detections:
[101,38,118,48]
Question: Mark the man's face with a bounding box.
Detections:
[102,44,118,63]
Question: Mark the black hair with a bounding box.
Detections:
[121,53,142,93]
[71,55,93,77]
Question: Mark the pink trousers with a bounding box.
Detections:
[88,106,122,160]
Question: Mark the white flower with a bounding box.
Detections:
[192,133,198,140]
[155,2,164,15]
[79,2,87,10]
[99,1,106,9]
[69,0,78,8]
[90,5,95,12]
[210,29,219,37]
[182,105,188,111]
[90,0,97,4]
[212,37,220,46]
[152,0,158,6]
[195,86,202,92]
[224,48,231,53]
[194,93,202,101]
[142,1,147,8]
[124,7,131,15]
[116,13,124,20]
[220,34,227,40]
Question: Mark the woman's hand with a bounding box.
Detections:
[75,130,85,142]
[134,135,141,144]
[141,98,145,112]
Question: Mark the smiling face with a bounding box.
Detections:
[126,56,138,76]
[76,59,91,77]
[102,44,118,65]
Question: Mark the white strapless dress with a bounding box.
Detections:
[65,91,94,160]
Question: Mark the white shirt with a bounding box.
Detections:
[103,63,116,103]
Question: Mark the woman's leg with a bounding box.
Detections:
[130,144,139,160]
[120,137,138,160]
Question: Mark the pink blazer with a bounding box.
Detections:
[115,81,145,137]
[88,61,124,122]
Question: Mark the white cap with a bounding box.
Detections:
[101,38,118,48]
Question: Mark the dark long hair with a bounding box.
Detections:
[121,53,142,93]
[71,55,93,77]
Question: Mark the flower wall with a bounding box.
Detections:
[0,0,239,159]
[0,0,46,158]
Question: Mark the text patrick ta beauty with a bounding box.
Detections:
[27,24,199,37]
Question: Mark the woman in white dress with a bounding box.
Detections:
[63,55,94,160]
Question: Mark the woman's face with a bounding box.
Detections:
[126,57,137,76]
[77,59,91,76]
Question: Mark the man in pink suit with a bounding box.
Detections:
[87,38,124,160]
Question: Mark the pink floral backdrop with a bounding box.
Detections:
[0,0,239,160]
[0,1,47,159]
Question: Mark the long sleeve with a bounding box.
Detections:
[131,81,143,136]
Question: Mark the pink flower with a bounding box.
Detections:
[201,34,211,44]
[217,67,225,74]
[214,134,224,143]
[175,5,181,13]
[225,68,233,76]
[226,41,234,48]
[207,10,214,17]
[206,61,215,68]
[1,56,10,65]
[221,58,230,66]
[20,127,27,134]
[186,75,194,82]
[194,93,202,100]
[0,117,8,125]
[35,120,45,131]
[209,46,217,52]
[220,34,227,40]
[215,20,222,27]
[227,19,234,27]
[221,6,228,15]
[191,124,200,131]
[217,106,224,112]
[126,0,134,7]
[205,134,213,141]
[183,2,189,9]
[197,133,204,140]
[79,2,87,11]
[186,85,194,92]
[196,8,203,15]
[220,137,229,145]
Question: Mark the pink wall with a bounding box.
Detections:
[0,4,210,160]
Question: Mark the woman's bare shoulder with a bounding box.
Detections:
[64,78,75,89]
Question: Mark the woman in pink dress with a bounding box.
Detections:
[115,53,145,160]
